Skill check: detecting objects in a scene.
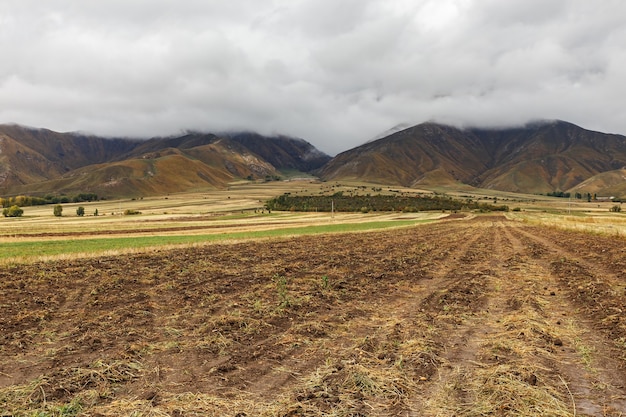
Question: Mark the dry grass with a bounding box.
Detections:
[1,360,142,416]
[510,210,626,238]
[0,181,442,265]
[422,306,577,416]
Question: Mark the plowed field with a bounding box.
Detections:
[2,215,626,416]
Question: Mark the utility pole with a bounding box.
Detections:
[568,196,571,214]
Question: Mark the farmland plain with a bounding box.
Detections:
[1,180,626,416]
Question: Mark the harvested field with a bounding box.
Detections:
[1,215,626,416]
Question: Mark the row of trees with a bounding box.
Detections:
[546,191,595,200]
[265,193,510,213]
[0,193,98,208]
[547,191,623,203]
[2,205,98,218]
[54,205,98,217]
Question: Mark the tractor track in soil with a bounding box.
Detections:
[1,215,626,416]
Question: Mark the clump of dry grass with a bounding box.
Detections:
[86,392,293,416]
[0,377,49,415]
[286,316,441,416]
[0,360,142,416]
[435,363,573,417]
[293,359,418,415]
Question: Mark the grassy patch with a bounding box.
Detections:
[0,219,424,262]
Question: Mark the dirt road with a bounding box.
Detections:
[1,215,626,416]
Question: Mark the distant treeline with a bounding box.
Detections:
[546,191,589,199]
[0,193,99,208]
[265,193,509,213]
[546,192,623,202]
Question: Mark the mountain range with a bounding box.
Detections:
[1,120,626,198]
[0,124,330,197]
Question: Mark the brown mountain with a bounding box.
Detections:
[317,121,626,195]
[0,125,329,198]
[15,144,276,197]
[569,169,626,197]
[228,132,331,172]
[0,125,138,190]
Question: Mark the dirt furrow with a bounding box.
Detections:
[506,225,626,350]
[404,219,501,414]
[410,218,626,416]
[502,223,626,415]
[218,222,488,413]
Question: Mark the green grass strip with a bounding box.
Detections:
[1,219,424,261]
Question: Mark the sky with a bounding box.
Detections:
[1,1,625,155]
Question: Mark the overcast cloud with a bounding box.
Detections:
[1,0,625,154]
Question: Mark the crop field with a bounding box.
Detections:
[1,182,626,416]
[0,181,449,263]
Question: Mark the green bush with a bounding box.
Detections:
[2,205,24,217]
[53,204,63,217]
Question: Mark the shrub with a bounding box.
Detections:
[124,209,141,215]
[274,274,291,308]
[53,204,63,217]
[610,205,622,213]
[76,206,85,216]
[2,205,24,217]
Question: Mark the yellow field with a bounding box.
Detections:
[2,180,623,239]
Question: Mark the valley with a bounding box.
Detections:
[2,3,625,414]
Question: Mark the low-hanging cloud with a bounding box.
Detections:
[1,0,625,155]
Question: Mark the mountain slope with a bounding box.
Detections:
[0,124,140,169]
[0,125,140,191]
[0,125,329,197]
[0,133,65,189]
[3,120,625,198]
[318,123,492,187]
[469,121,626,192]
[318,121,626,194]
[10,142,277,197]
[569,168,626,196]
[228,132,331,172]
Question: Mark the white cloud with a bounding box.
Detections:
[0,0,625,154]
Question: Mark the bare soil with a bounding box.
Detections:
[1,215,626,416]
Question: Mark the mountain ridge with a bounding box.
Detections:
[2,120,626,198]
[0,125,330,198]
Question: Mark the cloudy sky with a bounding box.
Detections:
[1,1,625,154]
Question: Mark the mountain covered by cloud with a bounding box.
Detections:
[2,120,626,198]
[317,120,626,195]
[0,124,329,197]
